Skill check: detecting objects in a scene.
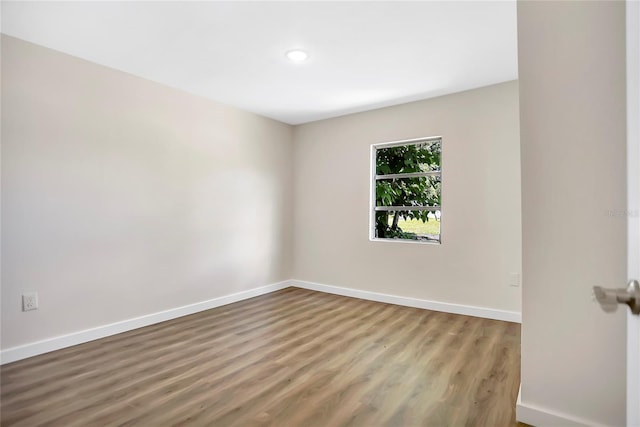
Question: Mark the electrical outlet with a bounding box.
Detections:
[22,292,38,311]
[509,273,521,287]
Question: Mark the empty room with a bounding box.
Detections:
[1,1,638,426]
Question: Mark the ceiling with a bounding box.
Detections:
[0,1,518,125]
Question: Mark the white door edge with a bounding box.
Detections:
[626,0,640,425]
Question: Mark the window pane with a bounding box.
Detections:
[375,176,441,207]
[375,141,441,175]
[374,210,441,242]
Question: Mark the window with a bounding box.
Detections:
[370,137,442,243]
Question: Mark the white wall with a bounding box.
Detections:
[292,81,522,314]
[517,2,627,425]
[1,35,293,349]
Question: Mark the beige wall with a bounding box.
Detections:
[517,2,627,425]
[1,35,293,349]
[292,81,522,313]
[1,36,522,355]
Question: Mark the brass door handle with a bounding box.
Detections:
[593,280,640,315]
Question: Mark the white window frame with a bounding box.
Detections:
[369,136,442,244]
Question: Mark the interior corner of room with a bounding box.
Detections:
[0,36,523,357]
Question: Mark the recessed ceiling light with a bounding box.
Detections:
[286,50,309,62]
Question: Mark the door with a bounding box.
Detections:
[627,1,640,424]
[595,2,640,424]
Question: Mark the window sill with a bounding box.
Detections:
[369,237,441,245]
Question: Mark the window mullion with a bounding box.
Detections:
[374,206,441,212]
[375,171,441,180]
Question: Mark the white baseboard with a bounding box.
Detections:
[0,280,291,365]
[516,384,607,427]
[1,279,521,365]
[291,280,521,323]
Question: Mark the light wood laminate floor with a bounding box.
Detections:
[1,287,521,426]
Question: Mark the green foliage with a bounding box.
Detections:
[375,142,440,175]
[375,142,441,239]
[379,226,417,240]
